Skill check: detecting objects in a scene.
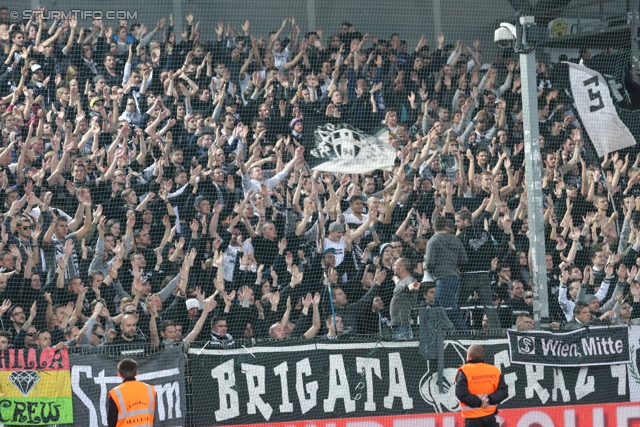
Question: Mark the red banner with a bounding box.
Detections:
[0,348,69,371]
[220,402,640,427]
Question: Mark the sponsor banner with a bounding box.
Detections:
[188,338,629,426]
[0,348,73,425]
[217,402,640,427]
[69,346,185,427]
[567,62,636,157]
[308,123,397,173]
[507,326,630,367]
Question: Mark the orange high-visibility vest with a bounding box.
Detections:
[108,380,156,427]
[456,362,500,419]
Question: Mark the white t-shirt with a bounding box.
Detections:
[343,212,368,225]
[324,237,346,266]
[273,47,291,70]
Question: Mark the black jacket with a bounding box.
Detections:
[457,221,496,273]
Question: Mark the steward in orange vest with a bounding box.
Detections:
[455,344,508,427]
[108,358,157,427]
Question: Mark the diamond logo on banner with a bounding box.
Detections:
[9,370,40,396]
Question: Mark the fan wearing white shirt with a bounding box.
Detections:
[343,195,368,225]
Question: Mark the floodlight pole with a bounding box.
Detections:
[517,15,549,330]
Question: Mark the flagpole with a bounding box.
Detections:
[517,15,549,330]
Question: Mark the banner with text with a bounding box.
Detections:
[507,326,630,367]
[0,348,73,426]
[220,402,640,427]
[188,338,630,426]
[69,346,185,427]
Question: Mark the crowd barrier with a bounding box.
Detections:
[2,326,640,426]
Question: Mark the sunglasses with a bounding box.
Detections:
[22,226,32,230]
[25,332,36,337]
[124,310,138,315]
[93,333,104,339]
[525,295,533,298]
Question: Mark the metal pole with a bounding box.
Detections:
[518,16,549,329]
[306,0,316,33]
[432,0,442,44]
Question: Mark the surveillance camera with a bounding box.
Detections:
[494,23,517,49]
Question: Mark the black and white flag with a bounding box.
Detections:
[567,62,636,157]
[308,123,397,173]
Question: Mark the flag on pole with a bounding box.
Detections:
[567,62,636,157]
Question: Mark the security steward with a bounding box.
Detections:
[455,344,508,426]
[107,358,157,427]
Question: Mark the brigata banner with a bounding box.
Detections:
[69,346,185,427]
[0,348,73,425]
[188,337,629,425]
[507,325,630,367]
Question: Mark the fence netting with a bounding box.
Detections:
[0,0,639,425]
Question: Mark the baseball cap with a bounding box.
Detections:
[89,97,104,108]
[323,248,336,255]
[30,64,42,73]
[328,222,345,233]
[186,298,200,310]
[93,74,105,84]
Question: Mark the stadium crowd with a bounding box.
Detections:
[0,8,634,352]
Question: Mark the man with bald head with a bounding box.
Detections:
[108,312,159,352]
[455,344,508,426]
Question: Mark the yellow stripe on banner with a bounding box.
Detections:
[0,370,71,399]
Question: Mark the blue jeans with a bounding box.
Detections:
[393,326,412,340]
[435,275,469,331]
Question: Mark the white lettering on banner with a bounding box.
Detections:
[525,364,550,404]
[516,411,555,426]
[551,368,571,402]
[581,337,623,356]
[575,367,595,400]
[71,365,182,427]
[617,405,640,424]
[393,420,435,427]
[356,357,381,411]
[274,362,294,413]
[323,355,356,412]
[71,366,99,427]
[93,370,122,425]
[155,382,182,420]
[242,363,273,420]
[493,350,517,404]
[565,409,576,427]
[384,353,413,410]
[610,364,627,395]
[541,338,580,357]
[211,359,239,421]
[296,358,318,414]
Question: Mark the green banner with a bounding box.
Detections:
[507,326,630,367]
[0,397,73,425]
